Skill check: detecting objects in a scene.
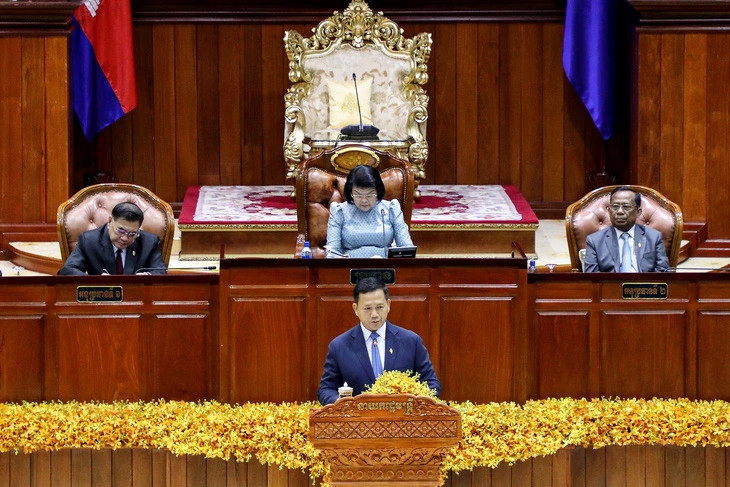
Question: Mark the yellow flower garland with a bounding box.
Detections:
[1,372,729,486]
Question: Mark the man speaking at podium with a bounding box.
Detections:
[317,277,440,405]
[58,202,167,276]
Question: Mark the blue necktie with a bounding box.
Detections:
[370,332,383,378]
[620,232,632,272]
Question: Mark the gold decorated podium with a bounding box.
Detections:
[309,394,461,486]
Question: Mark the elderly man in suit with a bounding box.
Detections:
[584,186,669,273]
[58,202,166,276]
[317,277,441,405]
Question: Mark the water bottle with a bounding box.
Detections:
[527,260,537,273]
[301,241,313,259]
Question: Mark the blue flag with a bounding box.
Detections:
[563,0,618,140]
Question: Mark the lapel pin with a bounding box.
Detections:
[132,250,136,256]
[637,243,641,248]
[389,348,393,354]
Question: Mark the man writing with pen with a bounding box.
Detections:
[58,202,167,275]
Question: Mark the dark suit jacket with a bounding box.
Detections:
[317,321,441,405]
[584,224,669,272]
[58,224,167,275]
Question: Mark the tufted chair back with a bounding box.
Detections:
[57,183,175,265]
[295,145,414,258]
[565,185,683,271]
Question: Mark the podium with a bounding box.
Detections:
[309,394,461,486]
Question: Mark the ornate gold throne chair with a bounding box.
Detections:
[283,0,432,185]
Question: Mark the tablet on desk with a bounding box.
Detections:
[388,246,417,258]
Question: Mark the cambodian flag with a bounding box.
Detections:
[562,0,617,140]
[70,0,137,140]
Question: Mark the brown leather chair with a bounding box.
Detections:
[295,145,415,258]
[565,185,683,271]
[57,183,175,265]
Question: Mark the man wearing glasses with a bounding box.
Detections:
[584,187,669,272]
[59,202,167,275]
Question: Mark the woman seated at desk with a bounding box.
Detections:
[326,165,413,258]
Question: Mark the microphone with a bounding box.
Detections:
[134,266,217,274]
[381,209,387,258]
[340,73,380,140]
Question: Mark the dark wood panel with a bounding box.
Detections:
[228,296,306,403]
[599,311,686,399]
[697,311,730,400]
[439,296,515,402]
[535,311,590,399]
[0,316,44,402]
[0,37,23,223]
[56,316,142,401]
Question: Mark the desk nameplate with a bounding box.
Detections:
[350,268,396,285]
[622,283,668,300]
[77,286,123,302]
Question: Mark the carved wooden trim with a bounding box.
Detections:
[630,0,730,30]
[0,2,75,36]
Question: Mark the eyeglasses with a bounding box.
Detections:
[112,222,139,238]
[609,204,637,212]
[352,191,377,201]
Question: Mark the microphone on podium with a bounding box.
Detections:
[340,73,379,140]
[381,209,387,258]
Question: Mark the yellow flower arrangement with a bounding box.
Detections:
[1,371,730,487]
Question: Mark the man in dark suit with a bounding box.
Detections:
[584,187,669,273]
[58,202,167,276]
[317,277,441,405]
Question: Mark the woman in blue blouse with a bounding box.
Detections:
[326,165,414,258]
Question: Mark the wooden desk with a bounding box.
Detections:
[0,275,218,402]
[219,257,528,404]
[528,272,730,401]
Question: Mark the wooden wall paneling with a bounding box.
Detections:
[197,24,222,186]
[532,454,552,487]
[519,24,543,202]
[705,446,725,487]
[50,450,71,487]
[227,458,248,486]
[150,314,209,400]
[31,451,51,487]
[0,37,23,223]
[227,296,306,403]
[553,449,571,487]
[625,445,646,486]
[455,23,479,184]
[174,24,199,201]
[132,24,157,191]
[664,445,686,485]
[696,311,730,400]
[9,454,30,486]
[152,24,178,202]
[562,69,587,205]
[511,459,532,487]
[110,100,135,184]
[682,33,708,223]
[584,447,605,487]
[686,446,706,486]
[439,296,515,403]
[605,446,627,486]
[90,449,112,486]
[491,461,512,486]
[71,450,92,487]
[542,23,565,202]
[205,458,226,485]
[55,315,142,401]
[633,33,661,189]
[535,311,590,399]
[151,449,169,486]
[477,23,500,185]
[186,455,206,486]
[132,449,153,487]
[241,24,263,185]
[0,316,44,402]
[218,25,243,186]
[44,35,70,221]
[432,23,457,184]
[659,33,685,209]
[247,458,267,486]
[112,450,133,487]
[599,311,686,399]
[261,24,286,185]
[312,294,356,399]
[21,37,45,222]
[499,24,522,187]
[569,447,585,487]
[170,453,186,486]
[705,34,730,241]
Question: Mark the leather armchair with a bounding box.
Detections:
[295,145,414,258]
[57,183,175,265]
[565,185,683,271]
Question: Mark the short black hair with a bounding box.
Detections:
[344,165,386,203]
[610,186,641,208]
[112,202,144,224]
[353,277,389,302]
